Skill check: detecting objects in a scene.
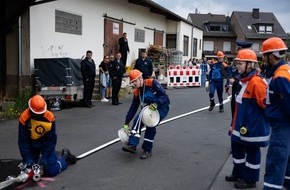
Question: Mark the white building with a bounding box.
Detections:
[1,0,203,98]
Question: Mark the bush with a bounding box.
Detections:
[0,86,32,120]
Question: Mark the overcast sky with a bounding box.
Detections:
[152,0,290,33]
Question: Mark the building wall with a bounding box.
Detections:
[192,27,203,59]
[29,0,168,71]
[231,14,245,41]
[3,0,195,99]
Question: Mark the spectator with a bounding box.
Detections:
[99,55,110,102]
[134,51,153,79]
[18,95,77,177]
[109,53,125,105]
[118,32,130,67]
[200,58,208,87]
[81,50,96,108]
[106,55,114,99]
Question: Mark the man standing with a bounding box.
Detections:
[262,37,290,190]
[18,95,77,177]
[109,53,125,105]
[81,50,96,108]
[118,32,130,67]
[207,51,231,112]
[134,50,153,79]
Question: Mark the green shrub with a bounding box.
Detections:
[0,86,32,120]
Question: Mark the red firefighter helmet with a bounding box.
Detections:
[129,69,142,82]
[217,51,225,58]
[235,49,258,63]
[28,95,47,114]
[261,37,287,54]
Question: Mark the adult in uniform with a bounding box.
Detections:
[109,53,125,105]
[81,50,96,108]
[134,51,153,79]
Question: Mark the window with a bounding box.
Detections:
[55,10,82,35]
[259,26,265,33]
[252,43,259,51]
[266,26,273,34]
[183,35,189,56]
[134,29,145,43]
[210,25,221,32]
[199,39,202,50]
[192,38,198,57]
[208,25,228,32]
[223,42,231,52]
[203,41,214,51]
[166,34,176,49]
[258,25,273,34]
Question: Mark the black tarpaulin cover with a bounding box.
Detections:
[34,58,83,87]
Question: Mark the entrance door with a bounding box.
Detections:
[104,19,123,57]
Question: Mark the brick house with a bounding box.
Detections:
[188,8,288,61]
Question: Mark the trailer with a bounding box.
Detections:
[34,58,84,110]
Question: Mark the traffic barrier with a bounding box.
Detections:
[167,65,201,87]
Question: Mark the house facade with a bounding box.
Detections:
[188,8,288,62]
[188,13,237,61]
[231,8,288,59]
[1,0,203,100]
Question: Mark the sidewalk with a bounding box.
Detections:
[209,147,268,190]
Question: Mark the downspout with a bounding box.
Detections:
[18,16,22,93]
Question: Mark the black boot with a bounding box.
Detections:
[234,179,256,189]
[208,99,215,111]
[62,148,77,164]
[225,174,241,182]
[219,104,224,113]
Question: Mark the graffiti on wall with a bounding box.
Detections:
[40,45,68,57]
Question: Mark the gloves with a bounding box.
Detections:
[123,124,129,133]
[149,103,158,111]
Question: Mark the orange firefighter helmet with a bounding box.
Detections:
[129,69,143,82]
[261,37,287,55]
[28,95,47,114]
[235,49,258,63]
[217,51,225,58]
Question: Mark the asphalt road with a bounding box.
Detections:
[0,86,266,190]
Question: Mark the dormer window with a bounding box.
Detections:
[258,25,273,34]
[208,24,229,32]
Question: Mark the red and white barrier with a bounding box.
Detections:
[167,65,201,87]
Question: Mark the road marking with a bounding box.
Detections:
[77,96,231,159]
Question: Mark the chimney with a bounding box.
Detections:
[252,8,260,19]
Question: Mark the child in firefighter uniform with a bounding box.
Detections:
[225,49,270,188]
[18,95,77,176]
[262,37,290,190]
[122,69,170,159]
[208,51,231,112]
